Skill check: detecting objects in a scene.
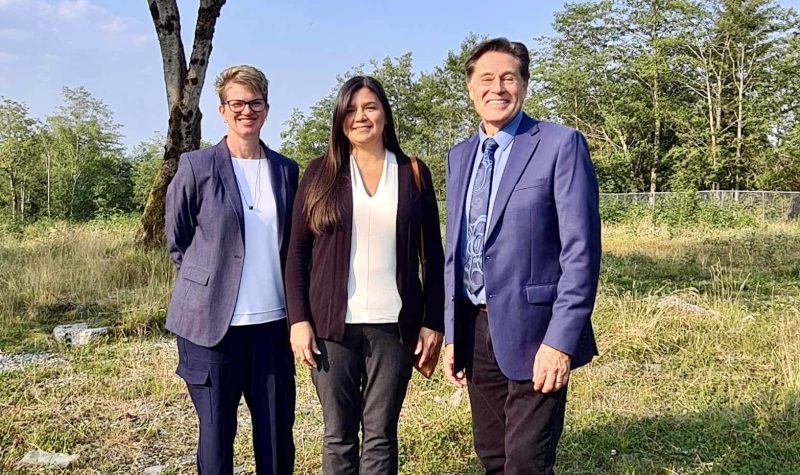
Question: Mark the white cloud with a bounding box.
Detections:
[55,0,90,19]
[0,51,19,63]
[0,27,34,41]
[101,16,128,34]
[0,0,25,9]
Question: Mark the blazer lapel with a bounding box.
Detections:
[265,145,287,244]
[340,154,354,239]
[395,153,412,233]
[451,134,480,247]
[485,115,541,239]
[213,138,245,245]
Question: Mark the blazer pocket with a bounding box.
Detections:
[525,282,558,305]
[181,265,210,286]
[514,177,548,192]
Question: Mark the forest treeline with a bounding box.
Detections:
[2,0,798,222]
[280,0,800,194]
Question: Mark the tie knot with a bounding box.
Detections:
[483,138,499,156]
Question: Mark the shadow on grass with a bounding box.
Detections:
[443,397,800,474]
[602,229,800,299]
[558,396,800,474]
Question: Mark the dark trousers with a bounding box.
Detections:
[176,320,296,475]
[464,304,568,475]
[311,324,415,475]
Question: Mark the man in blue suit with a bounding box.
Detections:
[443,38,601,474]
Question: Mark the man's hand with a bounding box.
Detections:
[532,344,571,393]
[290,321,320,369]
[415,326,443,368]
[443,344,467,389]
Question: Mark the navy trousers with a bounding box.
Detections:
[176,320,296,475]
[463,304,568,475]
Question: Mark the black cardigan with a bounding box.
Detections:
[285,153,444,344]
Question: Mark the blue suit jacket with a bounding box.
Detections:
[444,114,600,380]
[165,138,299,347]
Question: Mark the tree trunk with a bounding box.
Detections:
[20,183,25,222]
[136,0,226,247]
[9,176,16,221]
[734,44,745,194]
[650,75,660,203]
[46,148,51,219]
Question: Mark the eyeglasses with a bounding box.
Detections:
[224,98,267,113]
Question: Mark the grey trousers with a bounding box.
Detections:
[311,324,415,475]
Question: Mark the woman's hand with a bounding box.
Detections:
[415,326,443,369]
[290,321,320,368]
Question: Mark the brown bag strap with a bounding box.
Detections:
[410,155,422,192]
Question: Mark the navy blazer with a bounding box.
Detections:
[165,138,299,347]
[285,154,444,345]
[444,114,601,380]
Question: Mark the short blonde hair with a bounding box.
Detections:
[214,65,269,103]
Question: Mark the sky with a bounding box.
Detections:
[1,0,799,153]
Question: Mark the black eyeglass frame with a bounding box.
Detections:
[223,98,268,113]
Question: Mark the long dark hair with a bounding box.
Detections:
[303,75,406,235]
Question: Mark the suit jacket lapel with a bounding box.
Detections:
[214,138,245,245]
[265,145,287,243]
[486,115,541,239]
[452,134,480,250]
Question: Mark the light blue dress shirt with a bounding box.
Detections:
[461,111,524,305]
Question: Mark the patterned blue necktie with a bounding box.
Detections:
[464,138,499,296]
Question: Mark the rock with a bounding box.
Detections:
[72,326,109,346]
[656,295,718,316]
[53,323,88,343]
[448,389,464,407]
[434,389,465,408]
[19,449,78,468]
[143,465,166,475]
[53,323,109,346]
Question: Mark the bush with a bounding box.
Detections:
[600,192,758,230]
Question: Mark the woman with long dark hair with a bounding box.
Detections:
[285,76,444,474]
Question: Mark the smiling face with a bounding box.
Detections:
[217,82,268,140]
[343,87,386,151]
[467,51,527,136]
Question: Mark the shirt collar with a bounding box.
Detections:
[478,111,523,153]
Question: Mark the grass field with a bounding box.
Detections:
[1,216,799,473]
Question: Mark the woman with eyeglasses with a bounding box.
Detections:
[165,64,298,474]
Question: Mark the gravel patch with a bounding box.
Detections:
[0,351,61,373]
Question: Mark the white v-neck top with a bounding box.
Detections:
[345,150,402,324]
[229,157,286,326]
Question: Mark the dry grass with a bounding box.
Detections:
[1,219,800,473]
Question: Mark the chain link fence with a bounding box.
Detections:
[437,191,800,222]
[601,191,800,221]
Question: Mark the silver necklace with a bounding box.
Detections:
[234,149,264,211]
